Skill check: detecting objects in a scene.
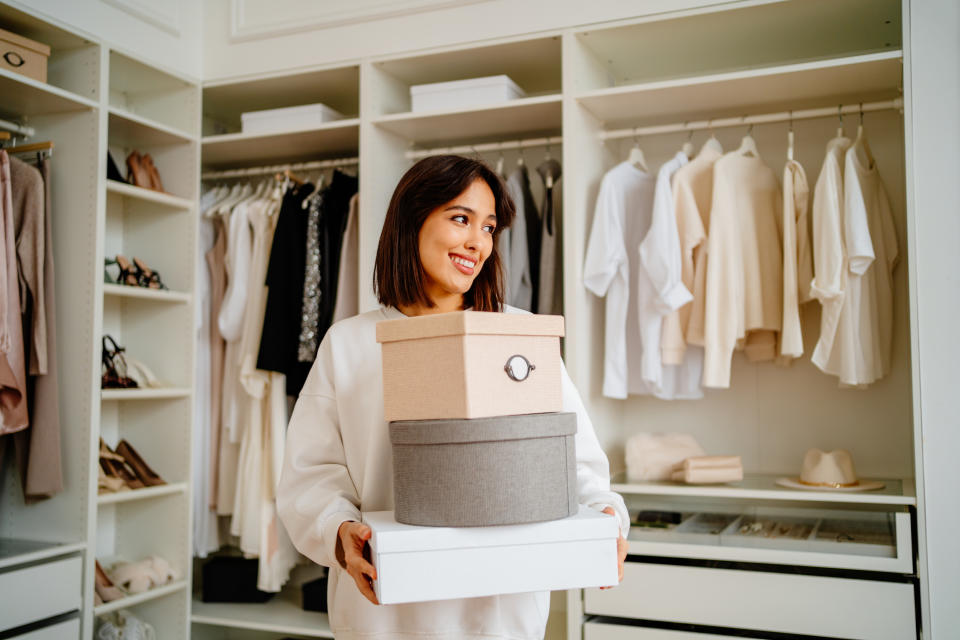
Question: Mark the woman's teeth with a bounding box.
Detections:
[451,256,475,268]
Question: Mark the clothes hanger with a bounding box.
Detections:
[735,122,759,158]
[836,104,845,139]
[681,125,695,158]
[6,140,54,157]
[495,143,505,177]
[699,119,723,156]
[627,128,648,172]
[516,141,525,167]
[852,103,876,169]
[787,111,795,162]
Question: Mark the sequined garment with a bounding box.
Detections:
[297,193,323,362]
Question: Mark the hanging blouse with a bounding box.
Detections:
[779,158,814,362]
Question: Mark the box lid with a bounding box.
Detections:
[376,310,564,343]
[241,102,342,121]
[410,74,524,96]
[365,506,616,553]
[390,412,576,445]
[0,27,51,57]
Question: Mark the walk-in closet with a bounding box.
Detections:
[0,0,958,639]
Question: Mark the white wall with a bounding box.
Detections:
[202,0,732,81]
[905,0,960,635]
[10,0,202,79]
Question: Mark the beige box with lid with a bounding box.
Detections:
[0,28,50,83]
[376,311,564,421]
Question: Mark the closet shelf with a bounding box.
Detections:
[0,67,98,116]
[97,482,188,506]
[201,118,360,168]
[611,472,916,506]
[373,94,562,146]
[191,592,334,638]
[102,283,191,303]
[105,180,194,211]
[100,387,192,401]
[576,50,903,128]
[0,539,86,571]
[108,106,196,148]
[93,579,188,616]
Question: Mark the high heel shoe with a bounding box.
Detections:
[125,151,152,190]
[105,255,139,287]
[131,257,168,290]
[115,439,165,487]
[140,153,165,193]
[99,439,145,490]
[95,559,126,603]
[102,335,138,389]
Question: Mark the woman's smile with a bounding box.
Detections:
[449,252,478,275]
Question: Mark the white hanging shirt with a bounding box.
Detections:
[583,161,657,398]
[702,152,783,388]
[819,147,899,386]
[638,152,699,398]
[810,137,853,371]
[779,159,814,361]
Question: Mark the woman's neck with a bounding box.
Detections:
[397,291,464,317]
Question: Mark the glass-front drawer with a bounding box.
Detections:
[626,503,913,573]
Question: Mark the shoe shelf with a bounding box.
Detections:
[0,67,98,117]
[0,539,87,571]
[98,482,188,506]
[94,578,189,616]
[201,118,361,169]
[373,94,562,147]
[100,387,192,401]
[102,283,191,304]
[610,471,916,507]
[574,50,903,128]
[191,590,334,638]
[106,180,194,212]
[108,106,196,148]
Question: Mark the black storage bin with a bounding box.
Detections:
[201,556,274,603]
[302,575,328,612]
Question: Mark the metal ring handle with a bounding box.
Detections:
[3,51,25,68]
[504,354,535,382]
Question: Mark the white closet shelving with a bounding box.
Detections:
[0,3,200,638]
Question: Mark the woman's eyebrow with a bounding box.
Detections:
[444,205,496,221]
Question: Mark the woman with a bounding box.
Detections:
[277,155,628,640]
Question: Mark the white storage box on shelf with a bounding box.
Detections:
[364,506,618,605]
[410,75,526,112]
[376,310,564,421]
[240,102,343,134]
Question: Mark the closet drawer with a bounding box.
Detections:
[584,561,916,639]
[0,555,82,632]
[8,617,79,640]
[585,621,732,639]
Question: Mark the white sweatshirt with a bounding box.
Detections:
[277,305,629,640]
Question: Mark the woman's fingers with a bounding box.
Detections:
[601,506,627,585]
[342,522,379,603]
[348,564,380,605]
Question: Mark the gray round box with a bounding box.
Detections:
[389,412,578,527]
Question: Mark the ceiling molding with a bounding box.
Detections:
[229,0,493,43]
[100,0,181,37]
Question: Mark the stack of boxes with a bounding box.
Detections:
[368,311,618,604]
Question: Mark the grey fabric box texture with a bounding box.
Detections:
[389,412,578,527]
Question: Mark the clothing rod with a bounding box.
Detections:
[201,156,359,180]
[405,135,563,160]
[0,117,34,138]
[600,98,904,141]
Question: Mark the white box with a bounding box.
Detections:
[364,506,618,605]
[410,75,526,113]
[241,102,343,134]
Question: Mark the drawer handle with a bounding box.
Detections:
[3,51,25,68]
[504,354,535,382]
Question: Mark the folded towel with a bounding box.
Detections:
[671,456,743,484]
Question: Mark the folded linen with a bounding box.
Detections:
[670,455,743,484]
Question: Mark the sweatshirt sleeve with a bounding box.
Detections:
[639,163,693,315]
[277,333,361,569]
[561,359,630,539]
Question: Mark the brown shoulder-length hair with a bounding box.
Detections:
[374,154,515,312]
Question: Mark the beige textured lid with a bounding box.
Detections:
[376,310,564,343]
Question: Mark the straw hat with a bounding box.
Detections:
[776,449,885,492]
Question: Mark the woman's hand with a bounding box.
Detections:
[599,506,628,589]
[337,520,379,605]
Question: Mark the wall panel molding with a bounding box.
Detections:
[100,0,181,36]
[229,0,492,42]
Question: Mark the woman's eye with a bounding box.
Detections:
[483,224,496,234]
[451,214,468,225]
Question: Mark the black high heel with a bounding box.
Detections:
[132,257,168,290]
[102,335,138,389]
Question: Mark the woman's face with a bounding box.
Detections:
[417,178,497,306]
